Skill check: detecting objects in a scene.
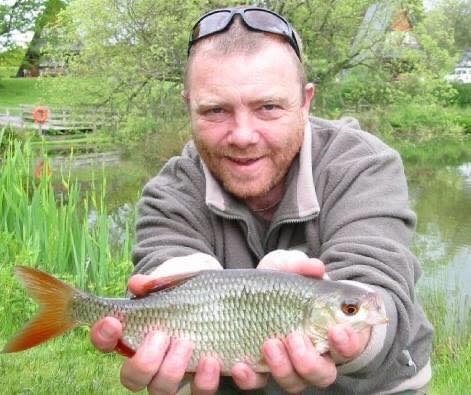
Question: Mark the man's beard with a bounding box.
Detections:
[194,125,304,199]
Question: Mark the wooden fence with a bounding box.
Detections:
[0,105,118,134]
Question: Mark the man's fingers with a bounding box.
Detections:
[285,332,337,389]
[148,338,194,395]
[262,338,307,393]
[231,363,268,390]
[192,357,221,395]
[258,250,325,279]
[90,317,122,352]
[120,331,170,392]
[128,274,154,297]
[329,325,370,361]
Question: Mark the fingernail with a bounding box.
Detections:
[201,358,218,376]
[235,364,249,382]
[99,323,114,340]
[287,333,306,358]
[264,340,284,364]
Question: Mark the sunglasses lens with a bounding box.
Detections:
[192,11,232,41]
[243,10,290,36]
[189,8,300,60]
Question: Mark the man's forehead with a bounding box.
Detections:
[188,38,299,76]
[189,47,299,83]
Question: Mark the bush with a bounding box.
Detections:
[352,103,470,143]
[338,72,395,108]
[453,83,471,107]
[384,103,466,141]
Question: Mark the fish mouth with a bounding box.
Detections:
[365,292,389,325]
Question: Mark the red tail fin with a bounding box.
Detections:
[2,266,78,353]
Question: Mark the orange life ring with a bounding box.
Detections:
[32,106,49,123]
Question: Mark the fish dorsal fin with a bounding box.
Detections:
[132,271,200,299]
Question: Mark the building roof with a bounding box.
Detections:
[350,0,419,65]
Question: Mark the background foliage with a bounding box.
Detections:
[32,0,466,139]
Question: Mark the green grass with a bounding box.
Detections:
[0,331,139,394]
[0,66,18,79]
[419,285,471,394]
[0,130,135,291]
[0,131,140,391]
[0,76,98,107]
[395,136,471,166]
[0,78,49,107]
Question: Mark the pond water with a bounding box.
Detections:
[409,162,471,325]
[59,150,471,322]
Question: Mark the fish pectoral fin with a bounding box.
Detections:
[307,332,329,355]
[254,359,271,373]
[134,272,200,296]
[115,339,136,358]
[313,339,329,354]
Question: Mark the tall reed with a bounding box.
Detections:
[0,128,135,293]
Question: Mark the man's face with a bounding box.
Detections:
[185,42,314,199]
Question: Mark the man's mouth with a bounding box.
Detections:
[229,157,261,165]
[223,156,266,174]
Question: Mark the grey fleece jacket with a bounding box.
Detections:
[132,116,433,394]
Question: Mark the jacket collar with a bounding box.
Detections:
[201,121,320,219]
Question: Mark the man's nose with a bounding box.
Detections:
[227,112,259,147]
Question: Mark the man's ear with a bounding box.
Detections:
[303,83,315,111]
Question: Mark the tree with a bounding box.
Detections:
[0,0,46,49]
[49,0,455,133]
[436,0,471,52]
[15,0,68,76]
[51,0,388,108]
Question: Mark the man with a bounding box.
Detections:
[91,7,433,394]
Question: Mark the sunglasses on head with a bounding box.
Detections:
[188,7,301,60]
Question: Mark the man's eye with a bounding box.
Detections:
[208,107,224,114]
[262,104,277,111]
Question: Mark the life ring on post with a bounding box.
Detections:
[32,106,49,124]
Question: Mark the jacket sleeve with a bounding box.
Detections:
[132,155,217,275]
[315,128,424,376]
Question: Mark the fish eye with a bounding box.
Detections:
[341,301,359,316]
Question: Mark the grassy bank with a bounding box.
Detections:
[0,130,135,291]
[419,282,471,394]
[349,103,471,165]
[0,130,139,392]
[0,76,98,107]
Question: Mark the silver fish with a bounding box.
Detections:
[3,266,387,372]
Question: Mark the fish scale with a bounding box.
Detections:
[70,270,336,370]
[3,266,387,374]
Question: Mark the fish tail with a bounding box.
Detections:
[2,266,78,353]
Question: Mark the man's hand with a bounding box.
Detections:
[231,250,371,393]
[91,254,223,394]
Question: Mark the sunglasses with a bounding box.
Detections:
[188,7,301,60]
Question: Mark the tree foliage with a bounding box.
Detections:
[435,0,471,52]
[0,0,46,48]
[46,0,458,134]
[15,0,68,76]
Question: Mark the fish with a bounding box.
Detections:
[2,266,387,372]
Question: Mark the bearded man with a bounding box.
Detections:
[91,7,433,395]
